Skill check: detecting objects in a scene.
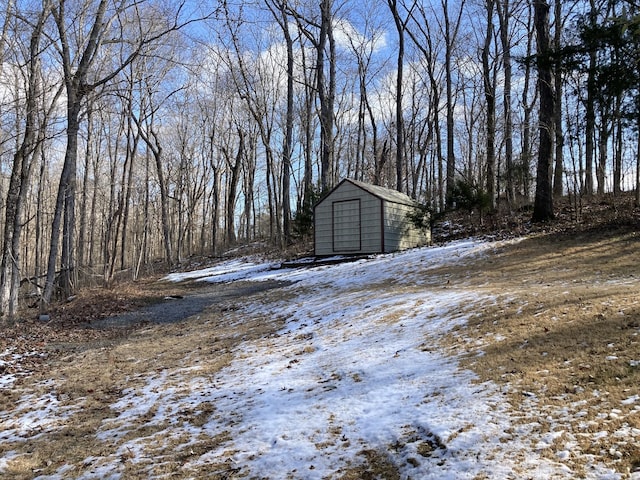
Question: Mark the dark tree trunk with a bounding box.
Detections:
[483,0,496,209]
[552,0,564,198]
[532,0,555,222]
[636,113,640,207]
[281,3,293,243]
[43,99,81,303]
[445,3,456,206]
[497,0,516,203]
[388,0,407,193]
[225,130,244,247]
[317,0,334,192]
[0,7,46,318]
[584,0,597,196]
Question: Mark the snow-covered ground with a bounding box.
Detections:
[2,239,636,479]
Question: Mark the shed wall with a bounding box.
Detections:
[382,202,431,252]
[314,181,383,255]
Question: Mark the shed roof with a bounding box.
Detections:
[334,178,417,206]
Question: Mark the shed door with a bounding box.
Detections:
[332,199,361,251]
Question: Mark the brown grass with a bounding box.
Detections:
[436,228,640,475]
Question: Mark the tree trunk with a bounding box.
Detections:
[153,140,174,266]
[388,0,406,193]
[0,4,47,318]
[60,104,80,296]
[225,130,244,247]
[280,3,293,243]
[532,0,555,222]
[441,0,466,206]
[613,95,623,195]
[596,104,609,195]
[88,154,99,267]
[317,0,335,192]
[521,1,535,199]
[121,94,139,271]
[77,107,93,270]
[584,0,597,196]
[636,113,640,207]
[552,0,564,198]
[482,0,496,209]
[497,0,515,203]
[43,99,81,304]
[211,165,221,255]
[34,143,46,297]
[444,0,456,206]
[44,0,112,304]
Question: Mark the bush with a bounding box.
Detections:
[407,203,433,230]
[448,179,492,215]
[293,185,322,238]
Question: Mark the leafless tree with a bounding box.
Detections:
[532,0,555,222]
[387,0,416,193]
[0,1,53,319]
[42,0,209,303]
[482,0,497,209]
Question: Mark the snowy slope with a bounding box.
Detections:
[3,239,631,479]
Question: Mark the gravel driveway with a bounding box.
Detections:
[87,280,290,329]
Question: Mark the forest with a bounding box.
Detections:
[0,0,639,319]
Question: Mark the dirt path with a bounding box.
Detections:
[86,279,291,329]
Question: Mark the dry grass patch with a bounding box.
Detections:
[439,228,640,475]
[338,449,402,480]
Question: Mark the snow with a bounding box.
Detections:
[1,239,632,479]
[163,259,277,283]
[0,382,80,446]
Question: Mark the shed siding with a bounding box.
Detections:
[383,201,430,252]
[383,201,412,253]
[314,179,431,256]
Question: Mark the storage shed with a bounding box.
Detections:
[314,178,431,256]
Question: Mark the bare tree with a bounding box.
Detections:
[265,0,294,244]
[441,0,467,206]
[288,0,337,192]
[42,0,208,304]
[317,0,336,192]
[405,3,446,209]
[296,27,317,220]
[0,1,51,319]
[223,128,244,247]
[583,0,599,196]
[552,0,565,198]
[387,0,415,193]
[519,1,537,199]
[0,0,14,73]
[482,0,497,209]
[132,81,180,267]
[218,3,286,245]
[496,0,516,203]
[532,0,555,222]
[341,1,386,184]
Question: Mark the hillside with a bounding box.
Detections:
[0,197,639,479]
